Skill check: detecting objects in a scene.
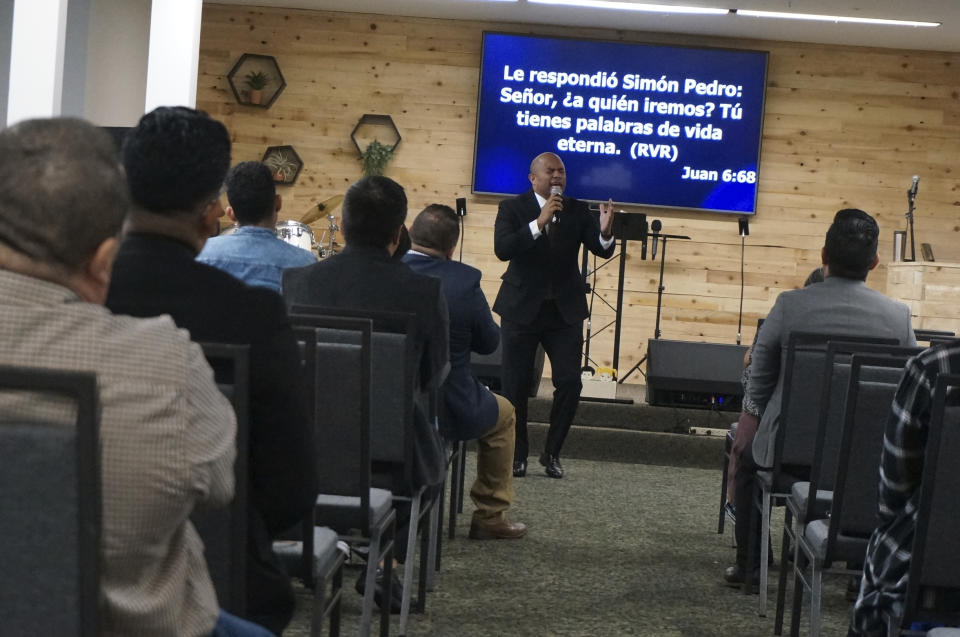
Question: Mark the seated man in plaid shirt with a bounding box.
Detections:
[848,339,960,636]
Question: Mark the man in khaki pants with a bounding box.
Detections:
[403,204,527,540]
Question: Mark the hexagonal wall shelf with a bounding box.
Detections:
[261,145,303,185]
[350,114,401,155]
[227,54,286,109]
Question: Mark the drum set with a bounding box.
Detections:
[218,196,343,259]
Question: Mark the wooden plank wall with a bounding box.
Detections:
[197,5,960,382]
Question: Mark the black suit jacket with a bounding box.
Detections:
[493,189,615,325]
[106,233,317,632]
[402,252,499,441]
[282,245,450,393]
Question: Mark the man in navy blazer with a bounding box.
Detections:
[403,204,526,540]
[494,152,616,478]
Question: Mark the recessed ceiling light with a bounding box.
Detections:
[734,9,939,28]
[526,0,729,16]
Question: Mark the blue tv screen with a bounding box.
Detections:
[473,33,769,215]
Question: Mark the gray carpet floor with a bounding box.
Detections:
[285,454,854,636]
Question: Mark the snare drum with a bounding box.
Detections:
[275,220,316,253]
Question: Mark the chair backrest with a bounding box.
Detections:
[913,329,956,344]
[824,354,912,564]
[901,373,960,624]
[774,332,897,473]
[809,342,921,493]
[293,305,420,489]
[192,343,250,616]
[0,366,100,636]
[291,315,374,534]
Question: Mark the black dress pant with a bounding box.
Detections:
[501,300,583,461]
[733,443,763,570]
[733,443,807,571]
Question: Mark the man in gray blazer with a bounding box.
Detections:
[725,208,916,587]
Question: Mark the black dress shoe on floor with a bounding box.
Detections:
[539,453,563,479]
[355,567,403,614]
[723,565,759,593]
[513,458,527,477]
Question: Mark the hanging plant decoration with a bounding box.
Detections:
[244,70,270,105]
[260,145,303,185]
[359,140,396,177]
[226,54,287,109]
[351,115,401,176]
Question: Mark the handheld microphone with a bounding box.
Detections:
[550,185,562,224]
[908,175,919,199]
[651,219,662,260]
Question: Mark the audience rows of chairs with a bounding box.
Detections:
[717,329,960,636]
[2,303,487,637]
[7,304,958,636]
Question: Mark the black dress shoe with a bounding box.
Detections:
[512,458,527,477]
[355,567,403,614]
[723,565,759,593]
[539,453,563,479]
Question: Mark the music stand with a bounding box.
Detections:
[619,229,691,384]
[580,211,647,396]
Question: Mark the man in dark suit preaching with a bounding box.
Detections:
[494,152,616,479]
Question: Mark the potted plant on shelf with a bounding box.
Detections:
[359,140,395,176]
[263,149,298,183]
[244,70,270,105]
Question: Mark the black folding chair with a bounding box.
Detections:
[293,305,440,635]
[194,342,250,617]
[774,342,921,633]
[0,367,100,636]
[746,331,897,616]
[884,373,960,636]
[291,315,395,637]
[789,353,913,637]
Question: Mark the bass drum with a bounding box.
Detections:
[275,220,316,254]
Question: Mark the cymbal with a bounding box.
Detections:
[300,195,344,225]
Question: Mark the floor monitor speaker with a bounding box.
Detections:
[645,339,749,411]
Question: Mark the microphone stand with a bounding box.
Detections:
[903,188,917,262]
[580,211,647,402]
[619,231,691,384]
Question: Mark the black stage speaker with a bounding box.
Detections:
[470,342,545,399]
[645,339,749,411]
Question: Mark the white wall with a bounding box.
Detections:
[62,0,90,118]
[0,1,13,126]
[83,0,150,125]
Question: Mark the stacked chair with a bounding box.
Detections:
[786,349,918,636]
[0,367,101,636]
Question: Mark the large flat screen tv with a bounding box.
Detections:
[473,33,769,215]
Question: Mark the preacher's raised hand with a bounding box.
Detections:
[599,198,614,239]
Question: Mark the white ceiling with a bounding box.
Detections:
[209,0,960,53]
